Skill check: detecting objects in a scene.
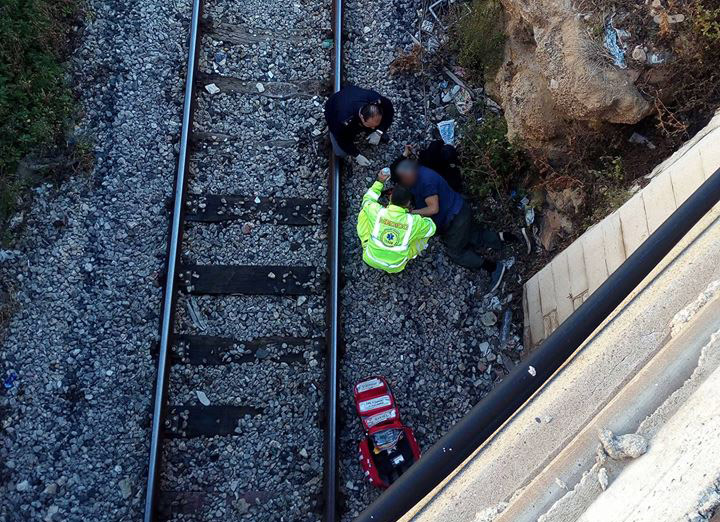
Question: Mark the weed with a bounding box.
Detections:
[389,44,423,76]
[694,1,720,43]
[0,0,79,229]
[583,155,630,226]
[455,0,506,81]
[460,115,533,200]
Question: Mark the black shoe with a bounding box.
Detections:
[489,263,506,293]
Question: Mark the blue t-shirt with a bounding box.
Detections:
[410,166,464,228]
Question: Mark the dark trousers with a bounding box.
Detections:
[442,202,500,272]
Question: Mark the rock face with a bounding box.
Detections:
[492,0,653,157]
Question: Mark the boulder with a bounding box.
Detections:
[539,209,574,251]
[493,0,653,156]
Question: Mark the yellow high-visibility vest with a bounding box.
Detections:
[356,181,436,273]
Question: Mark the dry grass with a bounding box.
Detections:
[389,44,424,75]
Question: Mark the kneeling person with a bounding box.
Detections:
[357,170,436,273]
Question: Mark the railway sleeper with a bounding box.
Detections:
[165,404,263,438]
[168,334,323,365]
[197,73,328,99]
[157,490,277,519]
[178,264,323,295]
[183,194,320,225]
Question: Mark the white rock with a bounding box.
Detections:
[195,390,211,406]
[256,82,265,93]
[528,366,537,377]
[598,467,609,490]
[118,478,131,499]
[632,45,647,62]
[44,505,59,522]
[16,480,29,492]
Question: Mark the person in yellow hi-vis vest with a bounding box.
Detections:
[357,169,437,273]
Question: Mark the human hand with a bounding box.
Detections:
[355,154,371,167]
[367,131,382,146]
[377,169,390,182]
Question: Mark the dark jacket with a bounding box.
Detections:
[324,85,394,157]
[390,140,463,193]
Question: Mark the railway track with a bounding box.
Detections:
[143,0,343,520]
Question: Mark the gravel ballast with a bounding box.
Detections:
[336,1,526,518]
[160,0,332,519]
[0,1,190,521]
[0,0,527,521]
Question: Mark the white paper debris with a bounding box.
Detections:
[205,83,220,95]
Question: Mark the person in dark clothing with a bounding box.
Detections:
[324,85,395,167]
[418,141,463,193]
[391,142,462,193]
[395,158,516,292]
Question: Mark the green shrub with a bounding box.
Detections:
[694,1,720,43]
[456,0,507,80]
[0,0,77,228]
[460,115,532,199]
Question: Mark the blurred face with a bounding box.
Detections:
[397,168,417,187]
[359,113,382,129]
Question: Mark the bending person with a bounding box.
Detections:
[357,169,436,273]
[395,158,515,291]
[324,84,394,167]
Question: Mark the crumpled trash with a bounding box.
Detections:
[500,309,512,344]
[604,17,627,69]
[322,38,333,49]
[649,52,666,65]
[455,88,473,114]
[629,132,657,149]
[442,84,461,103]
[437,119,456,145]
[212,51,227,74]
[3,371,18,390]
[519,197,535,225]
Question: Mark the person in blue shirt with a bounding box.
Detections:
[394,157,516,292]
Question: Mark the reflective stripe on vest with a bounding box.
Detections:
[365,248,408,269]
[370,209,414,253]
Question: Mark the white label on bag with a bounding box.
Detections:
[365,408,397,428]
[392,454,405,466]
[359,395,392,412]
[356,378,385,393]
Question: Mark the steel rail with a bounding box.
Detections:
[143,0,203,520]
[355,166,720,522]
[323,0,343,520]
